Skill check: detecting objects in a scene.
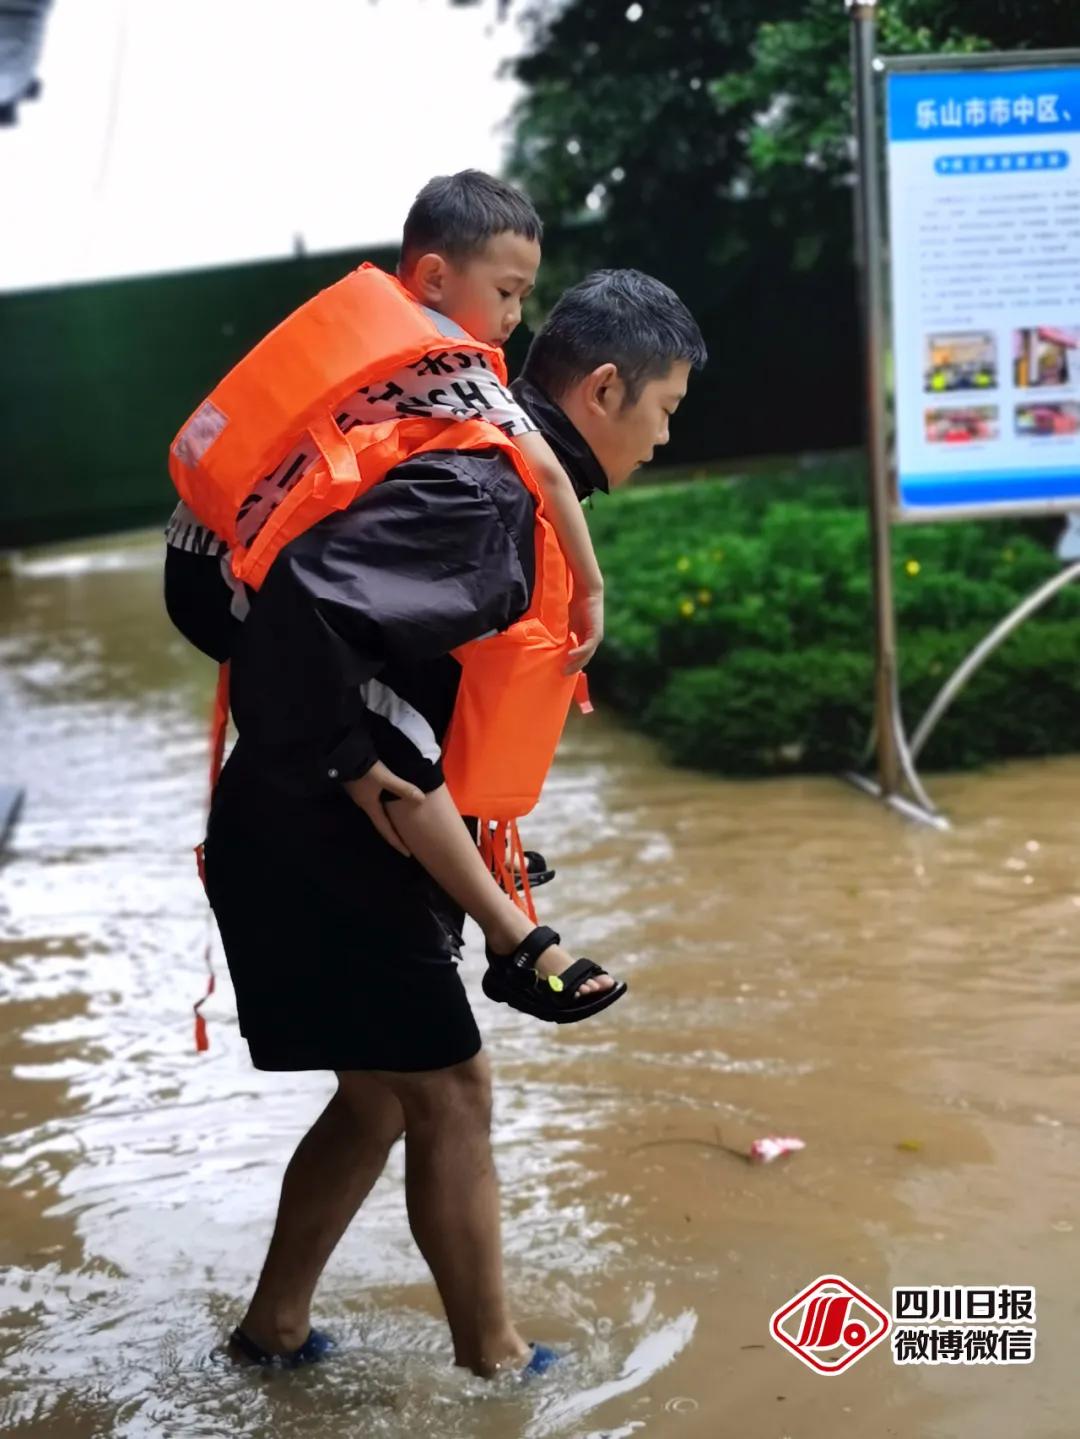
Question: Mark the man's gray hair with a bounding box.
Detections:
[522,269,707,403]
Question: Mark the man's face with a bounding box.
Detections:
[573,361,691,489]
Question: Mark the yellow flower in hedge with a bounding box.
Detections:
[905,558,921,577]
[697,588,713,605]
[712,549,725,562]
[679,599,696,618]
[676,556,690,573]
[1003,547,1014,563]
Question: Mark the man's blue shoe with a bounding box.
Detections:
[229,1325,336,1368]
[522,1342,561,1377]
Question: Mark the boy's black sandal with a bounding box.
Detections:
[482,925,627,1024]
[515,849,555,892]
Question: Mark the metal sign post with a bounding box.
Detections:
[843,5,1080,826]
[846,0,941,826]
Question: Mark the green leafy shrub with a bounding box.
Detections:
[588,470,1080,774]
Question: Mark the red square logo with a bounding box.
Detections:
[771,1275,891,1375]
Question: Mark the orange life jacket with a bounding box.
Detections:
[170,264,589,945]
[170,263,519,587]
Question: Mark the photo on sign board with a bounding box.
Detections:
[1015,401,1080,438]
[923,332,998,394]
[924,406,999,444]
[1013,327,1079,389]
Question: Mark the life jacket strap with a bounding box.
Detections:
[479,817,538,924]
[308,411,361,504]
[575,672,593,715]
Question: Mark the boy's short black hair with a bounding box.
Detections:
[399,170,543,272]
[522,269,707,405]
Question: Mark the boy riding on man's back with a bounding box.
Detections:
[167,170,619,1011]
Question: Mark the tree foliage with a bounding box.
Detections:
[507,0,786,283]
[712,0,1077,215]
[411,1,1078,461]
[456,0,1079,276]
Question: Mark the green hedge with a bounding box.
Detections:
[587,467,1080,774]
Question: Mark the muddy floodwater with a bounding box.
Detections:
[1,532,1078,1439]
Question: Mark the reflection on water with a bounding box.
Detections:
[1,533,1079,1438]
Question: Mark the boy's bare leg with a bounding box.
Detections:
[360,1052,531,1376]
[236,1075,404,1353]
[387,783,612,996]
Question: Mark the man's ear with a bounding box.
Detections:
[580,362,620,416]
[409,252,449,306]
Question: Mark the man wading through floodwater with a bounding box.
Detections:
[165,267,705,1377]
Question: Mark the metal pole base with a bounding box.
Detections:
[911,561,1080,762]
[848,559,1080,828]
[846,659,946,823]
[842,770,950,829]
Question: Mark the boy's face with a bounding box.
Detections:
[416,231,540,347]
[566,360,691,489]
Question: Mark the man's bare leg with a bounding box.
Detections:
[353,1052,530,1377]
[237,1075,404,1354]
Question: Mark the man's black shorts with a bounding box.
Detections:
[203,746,481,1073]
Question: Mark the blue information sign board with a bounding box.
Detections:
[887,66,1080,513]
